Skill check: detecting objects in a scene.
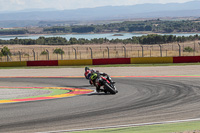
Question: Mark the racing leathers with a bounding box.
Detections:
[84,68,96,85]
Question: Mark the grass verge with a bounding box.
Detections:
[72,120,200,133]
[0,63,200,69]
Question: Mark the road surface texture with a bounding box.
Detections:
[0,65,200,76]
[0,66,200,133]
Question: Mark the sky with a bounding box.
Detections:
[0,0,197,12]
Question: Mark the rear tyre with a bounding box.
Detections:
[104,83,116,94]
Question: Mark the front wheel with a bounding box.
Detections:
[104,82,116,94]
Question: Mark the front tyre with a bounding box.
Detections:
[104,82,116,94]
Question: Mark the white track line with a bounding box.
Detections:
[38,118,200,133]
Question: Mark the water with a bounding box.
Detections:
[0,32,200,40]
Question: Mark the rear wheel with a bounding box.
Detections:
[104,82,116,94]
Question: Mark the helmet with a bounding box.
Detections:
[85,67,89,72]
[91,69,96,73]
[90,73,98,80]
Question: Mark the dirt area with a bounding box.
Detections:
[1,41,200,62]
[0,65,199,76]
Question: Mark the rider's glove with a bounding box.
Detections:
[102,73,107,76]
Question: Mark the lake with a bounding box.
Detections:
[0,33,200,40]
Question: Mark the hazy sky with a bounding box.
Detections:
[0,0,197,12]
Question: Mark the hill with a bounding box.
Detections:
[0,1,200,27]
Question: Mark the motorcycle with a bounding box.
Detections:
[95,75,118,94]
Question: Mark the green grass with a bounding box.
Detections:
[0,63,200,69]
[0,88,70,100]
[73,121,200,133]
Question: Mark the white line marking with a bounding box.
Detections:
[37,118,200,133]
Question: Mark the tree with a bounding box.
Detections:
[40,50,48,55]
[69,38,78,44]
[37,37,45,45]
[145,25,152,31]
[0,52,3,57]
[1,46,11,56]
[53,48,64,55]
[183,46,194,52]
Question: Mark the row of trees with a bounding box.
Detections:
[132,34,200,44]
[0,46,65,57]
[1,20,200,35]
[43,20,200,33]
[0,34,199,45]
[0,29,28,35]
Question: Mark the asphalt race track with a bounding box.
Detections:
[1,77,200,133]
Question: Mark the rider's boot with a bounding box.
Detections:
[96,86,101,93]
[89,80,93,85]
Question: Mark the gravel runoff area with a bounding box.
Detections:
[0,65,199,76]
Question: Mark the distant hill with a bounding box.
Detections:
[0,1,200,27]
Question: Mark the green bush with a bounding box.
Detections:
[53,48,64,55]
[183,46,194,52]
[24,53,29,56]
[40,50,48,55]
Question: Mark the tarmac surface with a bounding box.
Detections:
[0,65,200,76]
[1,75,200,133]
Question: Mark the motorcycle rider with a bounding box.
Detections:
[84,66,114,83]
[84,67,96,85]
[85,67,115,92]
